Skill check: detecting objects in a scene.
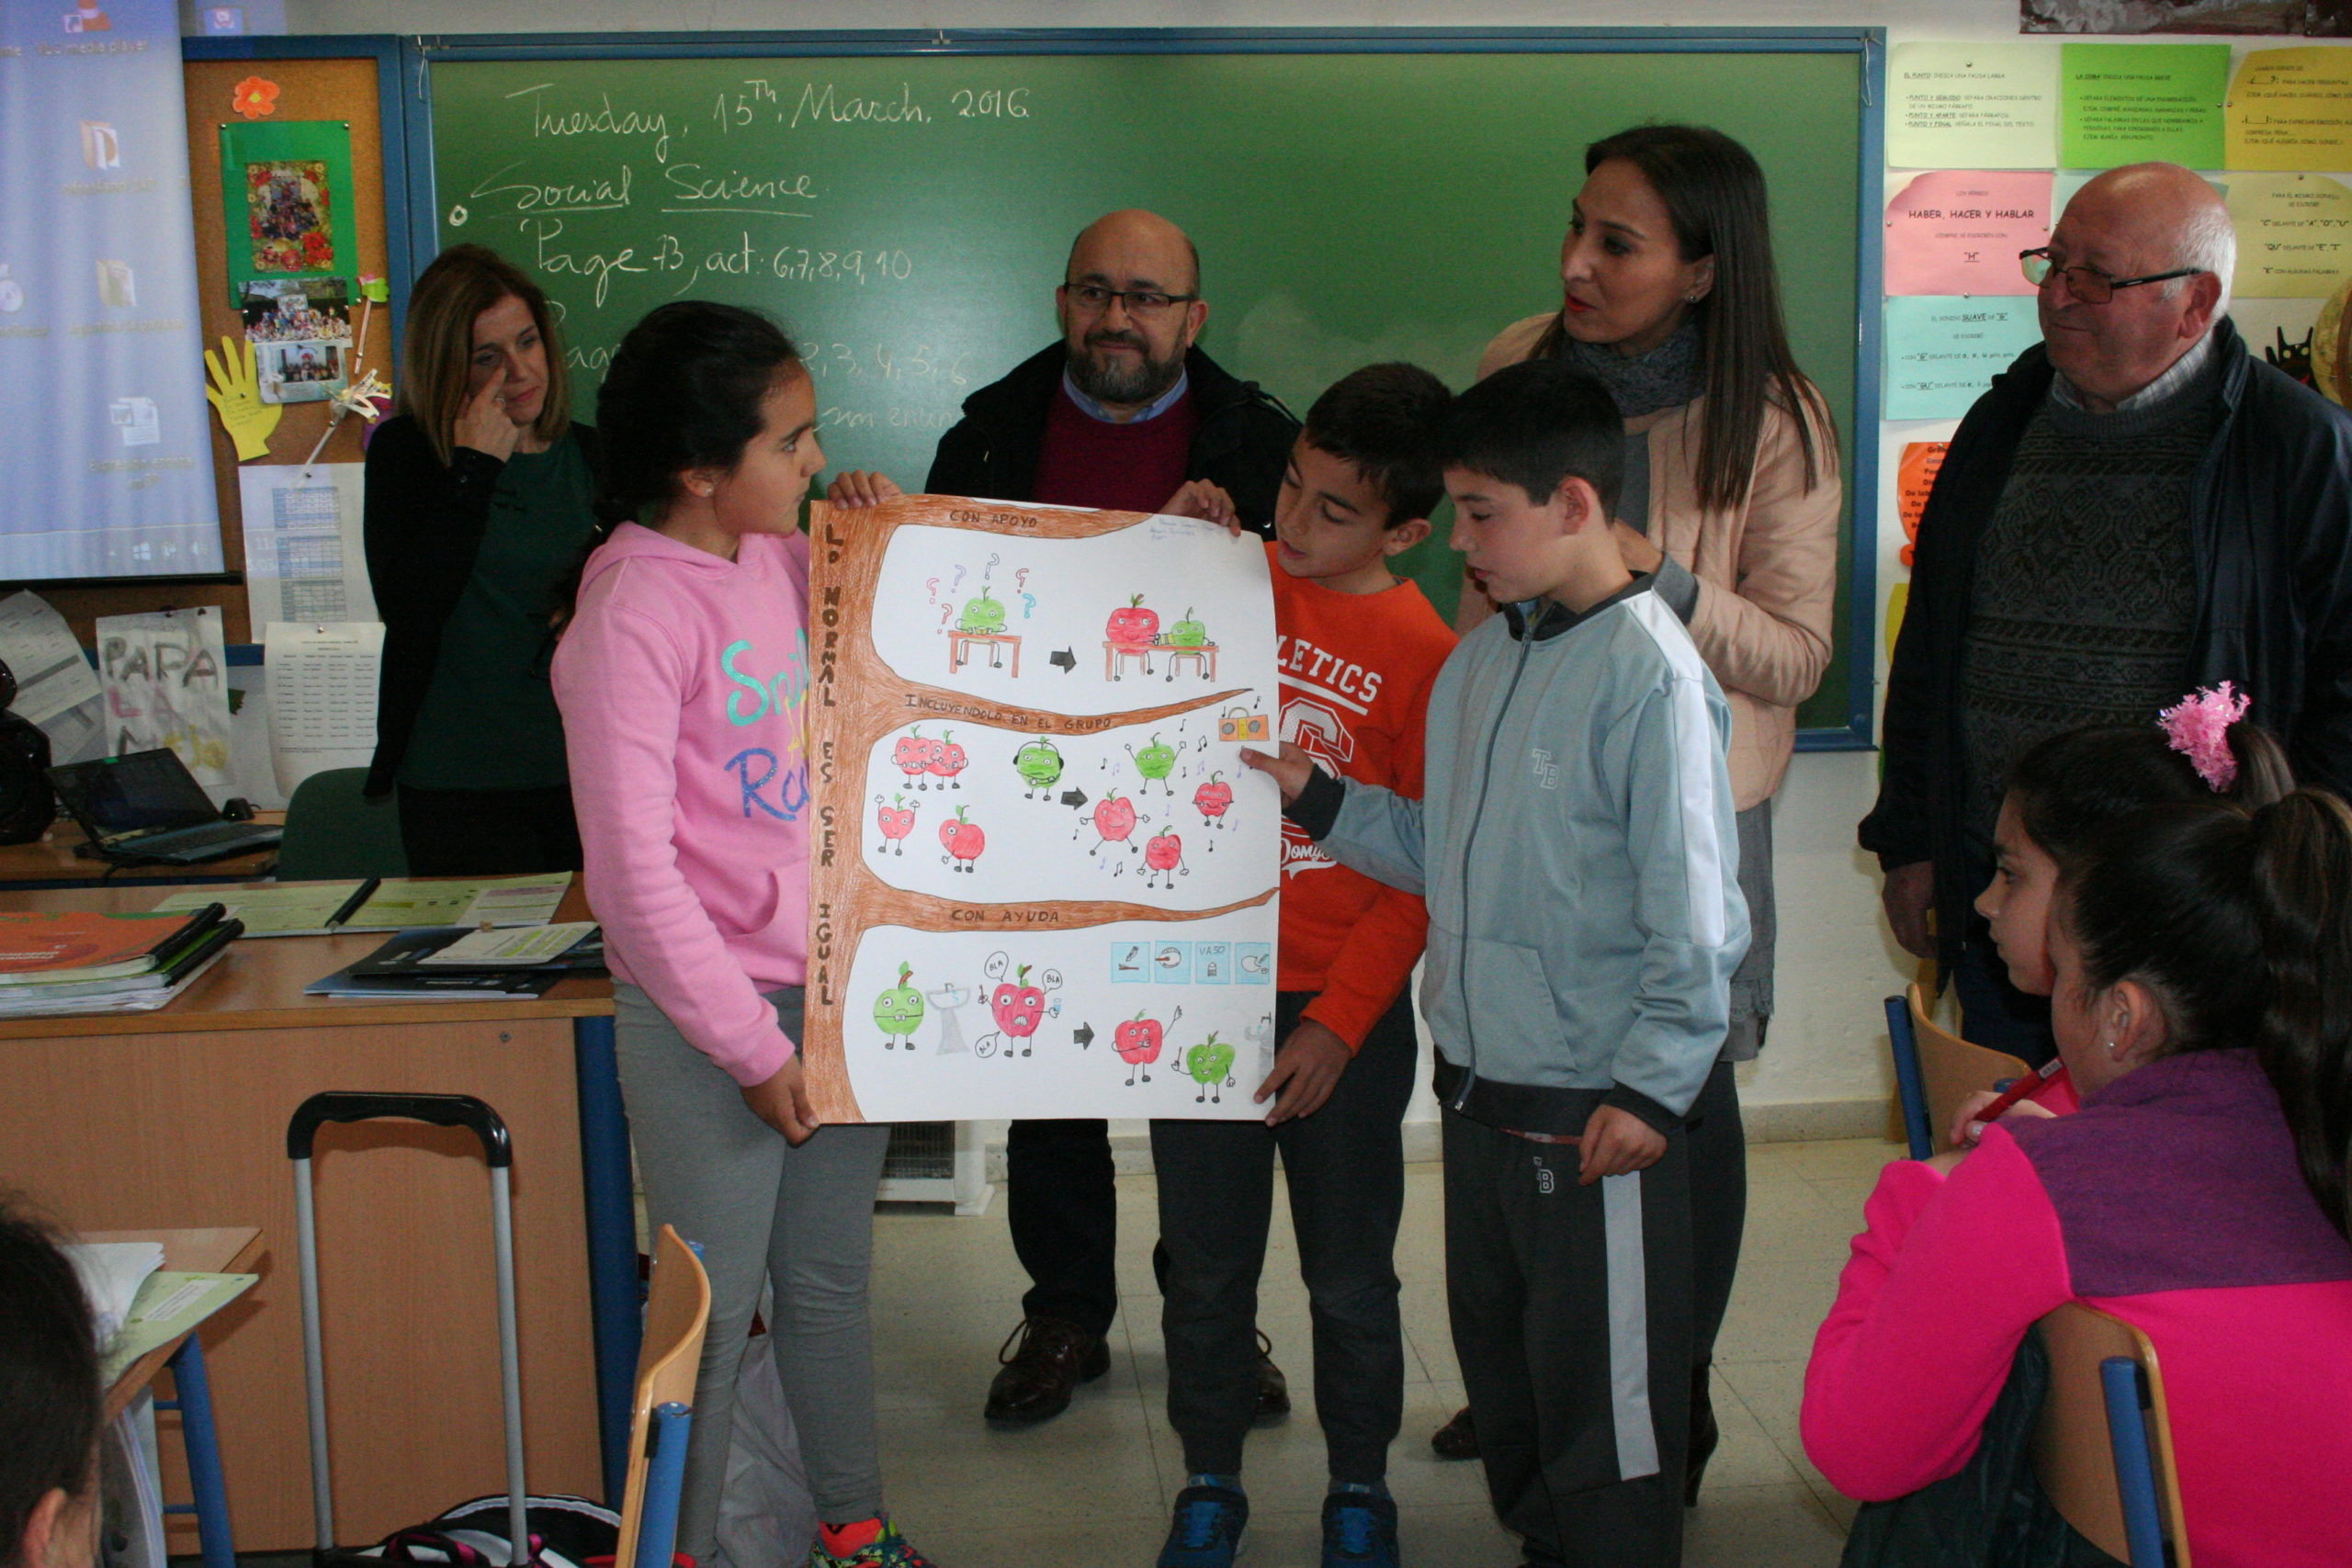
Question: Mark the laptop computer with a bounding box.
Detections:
[49,749,282,864]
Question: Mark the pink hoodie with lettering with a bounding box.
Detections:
[552,523,812,1087]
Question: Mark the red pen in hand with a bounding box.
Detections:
[1962,1059,2070,1140]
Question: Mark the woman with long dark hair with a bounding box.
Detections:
[363,243,601,874]
[1441,124,1842,1499]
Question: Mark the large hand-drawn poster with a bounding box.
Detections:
[805,496,1283,1123]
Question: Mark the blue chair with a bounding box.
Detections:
[155,1332,236,1568]
[1886,980,2033,1160]
[2034,1303,2191,1568]
[616,1224,709,1568]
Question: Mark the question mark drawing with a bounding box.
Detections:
[984,551,1001,582]
[952,565,967,592]
[938,605,952,629]
[1016,566,1030,592]
[1021,592,1037,619]
[925,577,939,605]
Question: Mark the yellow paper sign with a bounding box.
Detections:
[2227,173,2352,299]
[2226,48,2352,173]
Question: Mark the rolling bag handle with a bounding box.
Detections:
[288,1093,531,1567]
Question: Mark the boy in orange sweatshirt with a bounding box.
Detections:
[1151,365,1457,1568]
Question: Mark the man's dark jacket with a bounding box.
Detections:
[1858,316,2352,965]
[923,342,1298,534]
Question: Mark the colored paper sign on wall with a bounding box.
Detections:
[2060,42,2229,170]
[1883,297,2043,420]
[216,118,355,305]
[1896,443,1947,568]
[1884,171,2052,297]
[1885,582,1911,670]
[2227,47,2352,172]
[1888,43,2062,170]
[2227,172,2352,299]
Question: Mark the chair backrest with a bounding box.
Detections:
[276,767,408,880]
[2032,1303,2192,1568]
[1908,981,2032,1156]
[615,1225,710,1568]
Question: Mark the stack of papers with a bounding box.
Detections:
[306,922,603,1002]
[153,874,571,938]
[95,1270,259,1384]
[0,907,243,1017]
[62,1241,163,1347]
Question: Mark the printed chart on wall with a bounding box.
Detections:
[804,495,1283,1124]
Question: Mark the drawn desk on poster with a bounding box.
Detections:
[805,495,1283,1124]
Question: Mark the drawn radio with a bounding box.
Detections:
[1216,706,1269,743]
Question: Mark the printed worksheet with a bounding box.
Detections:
[804,495,1283,1122]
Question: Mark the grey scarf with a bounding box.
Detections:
[1549,317,1706,419]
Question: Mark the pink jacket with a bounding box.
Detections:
[552,523,813,1087]
[1804,1050,2352,1566]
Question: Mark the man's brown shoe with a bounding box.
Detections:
[984,1316,1110,1426]
[1253,1328,1291,1423]
[1431,1404,1478,1460]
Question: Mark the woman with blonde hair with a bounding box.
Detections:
[363,243,602,874]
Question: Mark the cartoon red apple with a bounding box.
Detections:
[1091,791,1136,855]
[991,965,1047,1056]
[928,728,968,786]
[894,728,939,789]
[876,795,915,853]
[1144,829,1184,886]
[1105,593,1159,647]
[1115,1010,1165,1084]
[938,806,985,872]
[1193,773,1233,825]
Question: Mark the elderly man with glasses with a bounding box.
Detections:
[924,209,1300,1430]
[1862,160,2352,1061]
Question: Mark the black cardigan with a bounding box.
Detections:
[1859,318,2352,964]
[923,342,1298,535]
[360,414,603,796]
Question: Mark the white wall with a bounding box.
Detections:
[270,0,2143,1136]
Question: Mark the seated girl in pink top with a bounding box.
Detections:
[552,302,939,1568]
[1805,784,2352,1566]
[1951,687,2294,1146]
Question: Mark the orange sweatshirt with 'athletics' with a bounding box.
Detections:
[1268,541,1458,1048]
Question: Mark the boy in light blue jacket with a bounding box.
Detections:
[1247,358,1747,1568]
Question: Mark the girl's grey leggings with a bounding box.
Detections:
[614,982,890,1555]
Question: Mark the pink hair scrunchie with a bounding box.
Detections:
[2159,682,2251,793]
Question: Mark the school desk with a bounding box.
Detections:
[0,881,637,1551]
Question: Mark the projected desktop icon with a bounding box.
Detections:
[108,398,159,448]
[63,6,113,33]
[80,121,120,169]
[0,267,21,313]
[94,260,134,309]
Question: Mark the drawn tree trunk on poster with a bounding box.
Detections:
[803,496,1283,1123]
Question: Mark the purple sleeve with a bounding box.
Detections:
[1801,1130,2075,1500]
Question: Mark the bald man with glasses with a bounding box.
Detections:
[1862,161,2352,1061]
[925,209,1300,1430]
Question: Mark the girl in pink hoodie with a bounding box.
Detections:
[553,302,936,1568]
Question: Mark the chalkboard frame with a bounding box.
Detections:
[399,26,1887,747]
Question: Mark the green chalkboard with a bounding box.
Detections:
[428,44,1864,731]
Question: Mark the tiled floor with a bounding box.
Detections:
[868,1136,1897,1566]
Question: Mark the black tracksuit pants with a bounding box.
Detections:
[1443,1104,1695,1568]
[1150,988,1419,1483]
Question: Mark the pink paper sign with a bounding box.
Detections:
[1884,171,2054,298]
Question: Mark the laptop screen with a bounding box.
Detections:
[51,749,221,839]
